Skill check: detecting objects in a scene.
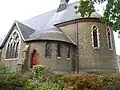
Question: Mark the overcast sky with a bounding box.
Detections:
[0,0,119,55]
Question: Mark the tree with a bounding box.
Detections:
[75,0,120,34]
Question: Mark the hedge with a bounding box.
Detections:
[0,73,27,90]
[61,74,120,90]
[0,65,120,90]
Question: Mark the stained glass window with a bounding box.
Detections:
[106,28,113,50]
[6,31,20,59]
[92,25,100,48]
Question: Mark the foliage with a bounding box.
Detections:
[30,80,68,90]
[0,67,10,74]
[1,66,120,90]
[0,73,27,90]
[75,0,95,17]
[61,74,120,90]
[75,0,120,34]
[26,65,68,90]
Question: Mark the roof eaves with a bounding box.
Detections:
[54,18,101,27]
[25,38,76,46]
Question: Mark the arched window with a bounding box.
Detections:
[6,30,20,59]
[67,45,70,58]
[106,28,113,50]
[57,43,61,58]
[45,42,52,58]
[91,25,100,48]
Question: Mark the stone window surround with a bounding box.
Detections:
[45,42,52,58]
[5,30,21,60]
[56,43,71,60]
[91,25,100,49]
[106,27,113,50]
[57,43,61,59]
[67,45,71,59]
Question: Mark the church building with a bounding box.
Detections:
[0,0,118,73]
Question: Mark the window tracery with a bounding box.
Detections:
[6,30,20,59]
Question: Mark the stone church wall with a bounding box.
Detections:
[58,19,118,72]
[0,26,27,72]
[60,24,76,42]
[77,20,118,72]
[28,41,76,74]
[0,18,118,73]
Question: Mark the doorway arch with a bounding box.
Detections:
[31,49,39,68]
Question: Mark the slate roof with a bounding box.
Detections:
[0,1,102,48]
[22,2,101,44]
[27,27,76,44]
[16,21,35,39]
[22,2,101,31]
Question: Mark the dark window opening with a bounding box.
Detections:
[67,46,70,58]
[92,25,99,48]
[107,29,112,49]
[93,29,98,47]
[57,43,61,57]
[45,42,52,58]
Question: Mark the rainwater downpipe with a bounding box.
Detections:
[75,20,80,74]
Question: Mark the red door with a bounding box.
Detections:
[31,50,38,68]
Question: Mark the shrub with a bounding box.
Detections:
[31,81,68,90]
[0,67,10,74]
[1,65,120,90]
[0,73,27,90]
[61,74,120,90]
[26,65,68,90]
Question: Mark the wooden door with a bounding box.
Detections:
[31,50,38,68]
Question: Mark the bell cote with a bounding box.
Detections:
[57,0,69,12]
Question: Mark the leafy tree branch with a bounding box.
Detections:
[75,0,120,34]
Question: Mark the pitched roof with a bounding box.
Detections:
[22,2,101,45]
[0,21,35,48]
[0,1,102,48]
[22,2,101,31]
[16,21,35,39]
[23,10,56,31]
[26,27,76,45]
